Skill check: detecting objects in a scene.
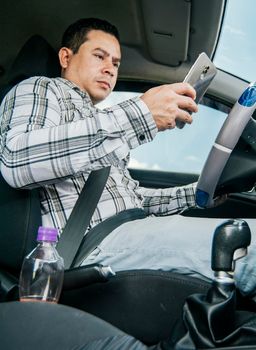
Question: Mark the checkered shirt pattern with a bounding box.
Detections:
[0,76,197,234]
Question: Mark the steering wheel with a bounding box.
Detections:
[196,82,256,208]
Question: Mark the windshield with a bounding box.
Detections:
[214,0,255,83]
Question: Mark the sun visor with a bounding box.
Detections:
[141,0,191,66]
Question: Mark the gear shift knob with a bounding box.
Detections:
[211,219,251,275]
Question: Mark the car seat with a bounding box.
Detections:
[0,34,59,299]
[0,35,217,346]
[0,34,60,100]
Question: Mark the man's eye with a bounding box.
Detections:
[95,54,104,60]
[113,62,120,69]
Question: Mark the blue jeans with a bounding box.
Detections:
[82,215,256,295]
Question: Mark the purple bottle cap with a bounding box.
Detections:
[37,226,58,242]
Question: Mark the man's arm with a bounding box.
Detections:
[0,77,157,188]
[136,182,226,214]
[136,183,197,215]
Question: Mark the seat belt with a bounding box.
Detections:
[57,167,110,269]
[72,208,147,267]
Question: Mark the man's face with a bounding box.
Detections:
[60,30,121,104]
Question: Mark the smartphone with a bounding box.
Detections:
[176,52,217,129]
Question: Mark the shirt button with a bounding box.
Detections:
[139,134,145,141]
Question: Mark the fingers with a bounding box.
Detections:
[140,82,198,131]
[166,109,193,130]
[177,94,198,114]
[213,194,228,207]
[153,108,193,131]
[175,108,193,125]
[167,82,197,100]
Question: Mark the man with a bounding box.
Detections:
[0,18,254,293]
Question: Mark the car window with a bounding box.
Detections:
[98,92,227,175]
[214,0,255,82]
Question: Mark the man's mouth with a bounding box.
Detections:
[97,81,111,89]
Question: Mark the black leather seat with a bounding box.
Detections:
[0,34,59,299]
[0,34,60,100]
[0,176,41,299]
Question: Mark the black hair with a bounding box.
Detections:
[61,17,120,53]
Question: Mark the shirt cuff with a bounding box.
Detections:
[182,182,198,209]
[112,96,158,149]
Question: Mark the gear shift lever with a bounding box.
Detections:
[174,219,255,349]
[211,219,251,285]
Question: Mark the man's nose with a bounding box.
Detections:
[102,60,115,77]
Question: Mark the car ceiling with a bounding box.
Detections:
[0,0,247,104]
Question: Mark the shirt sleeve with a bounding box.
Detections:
[136,182,197,215]
[0,77,157,188]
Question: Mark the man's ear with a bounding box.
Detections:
[58,47,73,69]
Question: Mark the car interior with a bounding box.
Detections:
[1,0,256,349]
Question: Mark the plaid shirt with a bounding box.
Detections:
[0,76,197,233]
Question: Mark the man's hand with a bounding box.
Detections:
[212,194,228,207]
[140,83,198,131]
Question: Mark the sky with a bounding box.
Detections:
[214,0,255,83]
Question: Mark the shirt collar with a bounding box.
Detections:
[56,77,92,100]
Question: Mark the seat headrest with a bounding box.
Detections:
[7,34,60,86]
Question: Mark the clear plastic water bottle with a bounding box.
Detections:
[19,226,64,303]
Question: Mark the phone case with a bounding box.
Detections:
[176,52,217,129]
